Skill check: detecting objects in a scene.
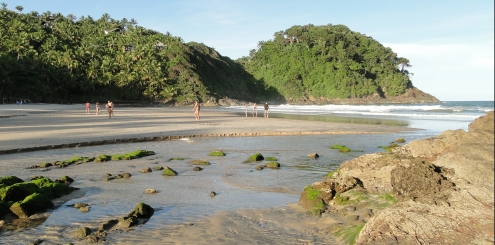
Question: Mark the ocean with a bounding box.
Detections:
[226,101,494,136]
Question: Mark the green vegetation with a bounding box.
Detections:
[95,154,111,162]
[333,224,365,245]
[334,190,370,205]
[327,171,335,178]
[264,156,278,161]
[240,24,414,101]
[0,4,417,104]
[208,151,226,156]
[304,186,321,200]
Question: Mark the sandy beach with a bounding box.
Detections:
[0,104,410,154]
[0,103,415,244]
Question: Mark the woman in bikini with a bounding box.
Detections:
[85,102,90,114]
[95,102,101,115]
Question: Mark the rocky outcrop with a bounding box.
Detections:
[300,111,494,244]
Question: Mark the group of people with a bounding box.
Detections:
[85,101,114,118]
[244,102,269,118]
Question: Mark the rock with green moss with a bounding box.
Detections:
[128,202,154,219]
[208,151,226,156]
[189,159,211,165]
[95,154,111,162]
[163,167,178,176]
[9,193,54,218]
[395,138,406,143]
[0,182,39,202]
[265,156,278,161]
[111,150,155,160]
[74,227,92,238]
[331,144,351,153]
[264,162,281,169]
[245,153,264,163]
[299,186,325,216]
[0,176,24,186]
[58,176,74,184]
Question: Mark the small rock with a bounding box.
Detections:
[210,191,217,197]
[140,167,152,173]
[145,188,158,194]
[193,166,203,171]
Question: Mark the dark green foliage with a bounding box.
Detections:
[241,24,414,101]
[0,6,414,104]
[0,176,24,186]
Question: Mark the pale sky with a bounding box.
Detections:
[3,0,494,101]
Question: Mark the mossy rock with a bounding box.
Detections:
[118,216,138,228]
[208,151,226,156]
[163,167,178,176]
[9,192,54,218]
[74,227,92,238]
[0,182,39,202]
[379,143,401,152]
[94,154,111,162]
[31,177,74,199]
[327,171,335,178]
[395,137,406,143]
[189,159,211,165]
[0,201,9,218]
[58,176,74,184]
[247,153,264,162]
[128,202,154,219]
[168,157,187,161]
[330,144,351,153]
[0,176,24,186]
[264,162,281,169]
[152,166,164,171]
[264,156,278,161]
[111,150,155,160]
[38,162,53,168]
[332,224,365,245]
[64,156,95,165]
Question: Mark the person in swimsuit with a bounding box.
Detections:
[107,101,113,119]
[95,102,101,115]
[264,103,269,118]
[252,103,257,117]
[85,102,90,114]
[193,100,200,121]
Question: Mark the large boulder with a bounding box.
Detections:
[301,111,494,244]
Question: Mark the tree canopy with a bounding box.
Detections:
[1,4,418,105]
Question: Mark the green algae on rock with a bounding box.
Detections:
[208,151,226,156]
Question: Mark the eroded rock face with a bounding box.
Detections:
[301,111,494,244]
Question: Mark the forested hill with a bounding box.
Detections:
[238,24,438,104]
[0,5,438,105]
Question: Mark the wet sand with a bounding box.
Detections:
[0,104,414,244]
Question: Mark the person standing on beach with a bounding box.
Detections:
[264,103,269,118]
[95,102,101,115]
[107,101,113,119]
[193,100,200,121]
[85,102,90,114]
[252,103,257,117]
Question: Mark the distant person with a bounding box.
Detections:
[264,103,269,118]
[95,102,101,115]
[107,101,113,119]
[110,101,114,116]
[252,103,257,117]
[85,102,90,114]
[245,105,248,117]
[193,100,200,121]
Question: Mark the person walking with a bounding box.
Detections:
[252,103,257,117]
[95,102,101,115]
[107,101,113,119]
[85,102,90,114]
[264,103,269,118]
[193,100,200,121]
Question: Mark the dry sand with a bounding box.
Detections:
[0,103,413,244]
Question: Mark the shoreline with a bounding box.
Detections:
[0,104,414,155]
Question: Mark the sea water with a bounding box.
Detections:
[0,101,492,244]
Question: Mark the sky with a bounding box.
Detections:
[3,0,494,101]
